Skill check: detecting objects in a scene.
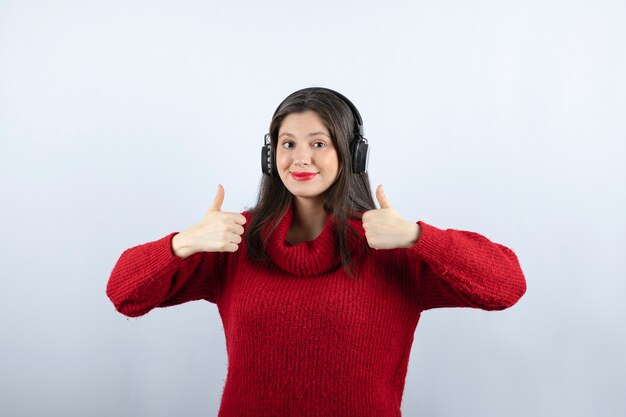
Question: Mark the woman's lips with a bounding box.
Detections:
[290,172,318,181]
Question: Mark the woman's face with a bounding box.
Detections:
[276,110,340,205]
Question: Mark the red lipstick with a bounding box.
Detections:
[290,171,318,181]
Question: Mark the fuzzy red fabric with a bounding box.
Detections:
[107,204,526,416]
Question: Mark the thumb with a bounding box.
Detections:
[376,184,393,209]
[209,184,224,212]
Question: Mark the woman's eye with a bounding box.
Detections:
[281,141,327,149]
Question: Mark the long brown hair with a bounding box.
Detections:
[244,87,376,277]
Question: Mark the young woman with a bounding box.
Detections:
[106,87,527,416]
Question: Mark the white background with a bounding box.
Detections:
[1,0,624,416]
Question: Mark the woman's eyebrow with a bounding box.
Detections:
[278,131,330,139]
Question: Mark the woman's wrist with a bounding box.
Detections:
[172,231,195,259]
[405,222,421,248]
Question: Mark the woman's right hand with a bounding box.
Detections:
[171,184,247,259]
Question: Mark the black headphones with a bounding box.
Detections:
[261,87,369,177]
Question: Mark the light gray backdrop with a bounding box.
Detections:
[1,0,624,416]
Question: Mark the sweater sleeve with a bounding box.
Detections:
[406,221,527,312]
[106,232,229,318]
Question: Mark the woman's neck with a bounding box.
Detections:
[286,198,329,245]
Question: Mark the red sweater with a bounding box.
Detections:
[106,204,526,416]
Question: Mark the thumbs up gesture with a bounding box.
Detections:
[171,184,247,259]
[362,185,422,250]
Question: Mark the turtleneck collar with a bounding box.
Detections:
[260,203,367,276]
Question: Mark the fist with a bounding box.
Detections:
[362,185,421,250]
[173,184,247,258]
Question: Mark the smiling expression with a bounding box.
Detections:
[276,111,340,205]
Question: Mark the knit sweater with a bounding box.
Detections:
[106,204,526,416]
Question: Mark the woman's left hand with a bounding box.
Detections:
[362,185,422,250]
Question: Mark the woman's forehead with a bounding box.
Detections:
[278,111,329,134]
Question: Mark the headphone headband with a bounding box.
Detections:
[271,87,364,137]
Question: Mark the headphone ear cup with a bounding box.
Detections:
[261,143,275,176]
[350,137,369,174]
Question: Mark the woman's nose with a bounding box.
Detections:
[293,148,312,165]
